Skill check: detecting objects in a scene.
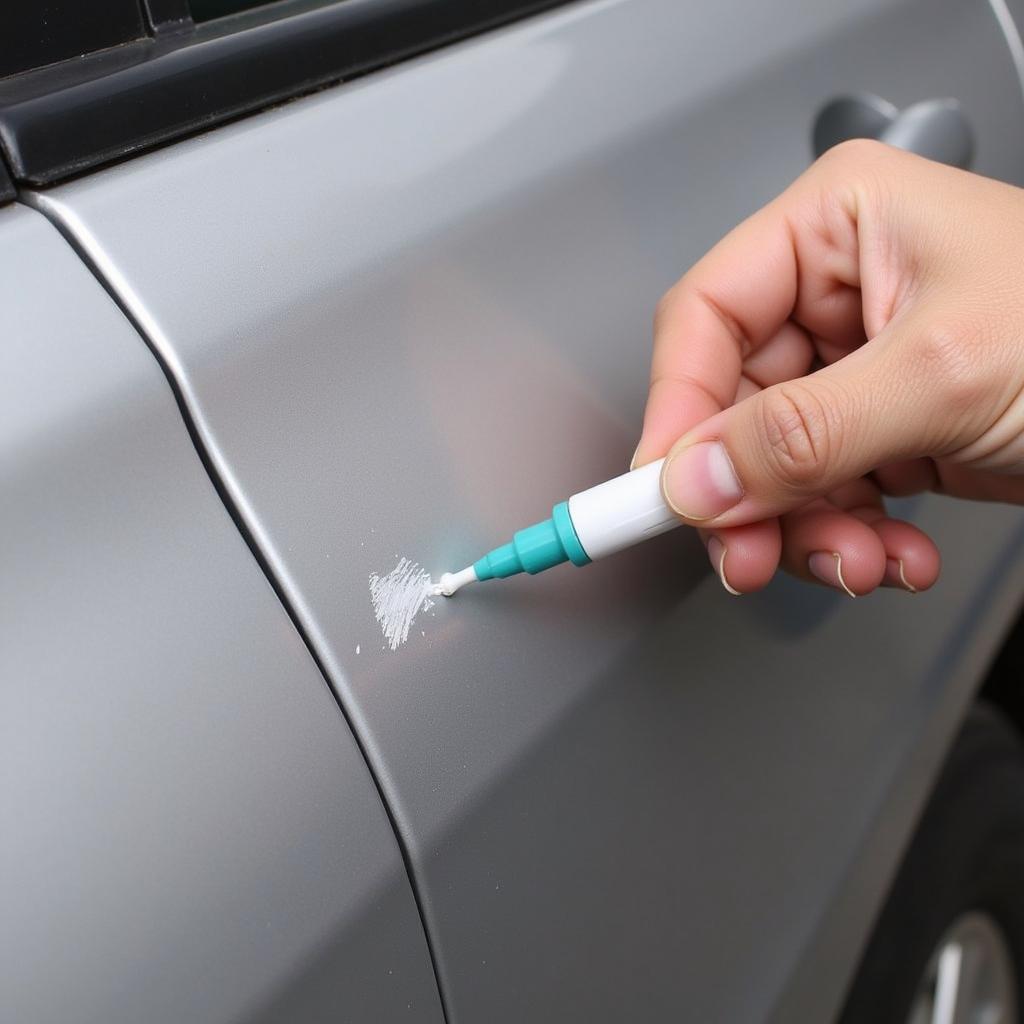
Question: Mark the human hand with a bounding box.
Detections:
[634,140,1024,595]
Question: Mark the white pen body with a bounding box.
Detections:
[567,457,680,560]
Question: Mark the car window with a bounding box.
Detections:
[2,2,147,79]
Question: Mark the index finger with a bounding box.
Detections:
[633,196,798,468]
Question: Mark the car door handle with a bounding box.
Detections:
[813,94,974,169]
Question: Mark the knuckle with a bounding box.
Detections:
[821,136,888,166]
[653,287,676,336]
[758,384,835,490]
[811,138,897,209]
[914,321,988,410]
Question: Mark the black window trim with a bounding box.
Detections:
[0,0,570,189]
[0,158,14,204]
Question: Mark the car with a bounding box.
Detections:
[3,1,1024,1021]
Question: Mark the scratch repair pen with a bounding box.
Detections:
[434,457,684,596]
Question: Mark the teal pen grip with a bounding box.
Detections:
[473,501,590,582]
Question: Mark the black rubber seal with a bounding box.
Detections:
[0,0,568,187]
[0,158,15,205]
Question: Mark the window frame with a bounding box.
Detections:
[0,0,569,187]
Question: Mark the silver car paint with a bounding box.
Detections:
[18,0,1024,1020]
[0,205,445,1024]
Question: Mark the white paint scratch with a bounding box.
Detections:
[369,557,435,651]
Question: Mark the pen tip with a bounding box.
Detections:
[434,566,478,597]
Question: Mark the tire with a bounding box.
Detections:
[839,703,1024,1024]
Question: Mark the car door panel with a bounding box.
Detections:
[0,205,445,1024]
[27,0,1024,1019]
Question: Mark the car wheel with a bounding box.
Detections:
[839,703,1024,1024]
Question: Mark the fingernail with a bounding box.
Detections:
[629,443,641,471]
[883,557,917,593]
[707,537,741,595]
[662,441,743,520]
[808,551,856,598]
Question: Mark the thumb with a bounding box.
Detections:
[659,335,934,526]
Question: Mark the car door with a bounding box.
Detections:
[0,203,446,1023]
[6,0,1024,1021]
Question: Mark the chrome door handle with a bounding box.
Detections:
[813,94,974,169]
